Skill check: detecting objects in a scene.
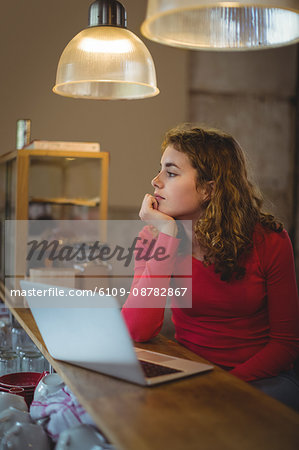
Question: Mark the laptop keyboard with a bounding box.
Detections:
[139,359,182,378]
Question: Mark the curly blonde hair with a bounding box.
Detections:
[161,125,283,282]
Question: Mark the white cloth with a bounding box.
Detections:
[30,385,97,442]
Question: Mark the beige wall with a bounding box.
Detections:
[0,0,188,214]
[189,46,298,230]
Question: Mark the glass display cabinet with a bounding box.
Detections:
[0,149,109,289]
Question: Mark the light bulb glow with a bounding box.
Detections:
[79,36,133,54]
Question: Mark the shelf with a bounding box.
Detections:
[29,197,100,207]
[0,150,109,221]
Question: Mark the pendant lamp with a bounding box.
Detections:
[53,0,159,100]
[141,0,299,50]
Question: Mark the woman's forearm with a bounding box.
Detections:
[122,229,180,341]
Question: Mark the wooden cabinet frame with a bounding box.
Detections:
[0,149,109,289]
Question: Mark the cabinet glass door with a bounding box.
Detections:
[28,156,103,220]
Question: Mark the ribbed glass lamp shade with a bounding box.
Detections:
[53,26,159,100]
[141,0,299,50]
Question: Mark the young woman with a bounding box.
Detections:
[122,125,299,409]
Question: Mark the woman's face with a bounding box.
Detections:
[151,145,209,221]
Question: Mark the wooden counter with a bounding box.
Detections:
[3,303,299,450]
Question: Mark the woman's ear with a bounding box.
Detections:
[203,180,215,201]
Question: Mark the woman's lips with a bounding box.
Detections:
[154,195,164,205]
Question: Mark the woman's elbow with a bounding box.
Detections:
[125,320,161,342]
[121,309,161,342]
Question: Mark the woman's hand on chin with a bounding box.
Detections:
[139,194,178,237]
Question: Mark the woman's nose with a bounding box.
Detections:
[151,173,162,188]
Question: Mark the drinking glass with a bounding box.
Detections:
[11,327,34,352]
[0,350,20,375]
[16,344,39,359]
[21,351,45,373]
[0,320,12,349]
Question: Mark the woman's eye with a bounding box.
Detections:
[167,171,176,177]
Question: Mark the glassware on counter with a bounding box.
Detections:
[0,351,20,376]
[21,351,46,373]
[11,326,35,352]
[0,320,12,350]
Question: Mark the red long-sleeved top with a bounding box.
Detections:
[122,224,299,381]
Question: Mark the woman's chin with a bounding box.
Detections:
[157,205,167,214]
[159,207,175,219]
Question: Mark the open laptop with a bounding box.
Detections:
[20,280,213,386]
